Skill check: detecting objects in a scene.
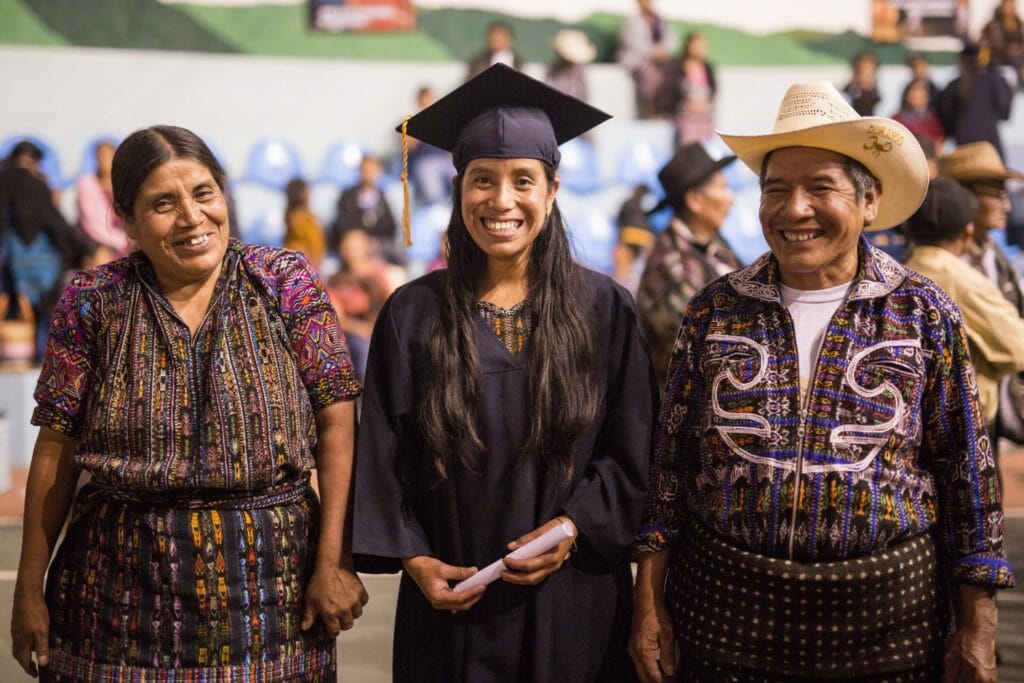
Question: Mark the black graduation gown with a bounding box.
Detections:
[353,269,656,682]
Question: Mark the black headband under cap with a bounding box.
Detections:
[398,63,610,172]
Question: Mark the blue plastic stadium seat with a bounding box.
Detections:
[0,133,68,189]
[615,139,670,191]
[406,202,451,266]
[77,135,121,178]
[558,137,604,195]
[560,194,616,274]
[318,140,366,189]
[243,139,304,191]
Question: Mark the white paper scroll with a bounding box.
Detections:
[452,521,575,593]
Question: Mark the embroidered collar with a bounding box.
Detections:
[727,236,907,303]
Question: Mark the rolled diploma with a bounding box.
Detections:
[452,521,575,593]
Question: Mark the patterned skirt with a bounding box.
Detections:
[42,480,336,682]
[665,520,948,680]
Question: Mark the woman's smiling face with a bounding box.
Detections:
[124,156,230,290]
[460,157,558,266]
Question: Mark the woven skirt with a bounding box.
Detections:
[665,520,948,680]
[42,481,336,682]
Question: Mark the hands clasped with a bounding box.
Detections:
[302,564,369,637]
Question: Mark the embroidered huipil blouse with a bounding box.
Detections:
[633,239,1015,588]
[32,241,362,492]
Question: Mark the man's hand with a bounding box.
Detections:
[943,585,998,683]
[629,594,676,683]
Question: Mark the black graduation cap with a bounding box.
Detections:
[399,63,610,173]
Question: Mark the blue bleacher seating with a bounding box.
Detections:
[243,139,304,191]
[0,133,68,189]
[558,137,604,195]
[318,140,366,189]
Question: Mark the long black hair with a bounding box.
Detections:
[421,163,600,481]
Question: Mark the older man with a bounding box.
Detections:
[630,83,1014,682]
[940,141,1024,313]
[636,142,739,382]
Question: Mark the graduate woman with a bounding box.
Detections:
[353,64,657,682]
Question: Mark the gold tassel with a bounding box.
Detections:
[400,114,414,247]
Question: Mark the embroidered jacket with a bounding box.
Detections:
[634,239,1015,589]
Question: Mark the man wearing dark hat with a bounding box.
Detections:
[635,142,739,382]
[905,176,1024,436]
[631,82,1013,682]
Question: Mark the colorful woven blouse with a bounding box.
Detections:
[32,240,362,491]
[633,239,1015,589]
[475,299,532,355]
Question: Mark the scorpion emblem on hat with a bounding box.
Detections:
[864,135,893,157]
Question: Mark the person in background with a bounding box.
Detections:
[940,141,1024,312]
[843,50,882,116]
[636,142,738,385]
[10,125,366,681]
[892,78,945,151]
[284,177,327,269]
[407,86,454,206]
[327,227,402,381]
[938,43,1014,160]
[906,53,941,109]
[465,21,523,81]
[618,0,677,119]
[981,0,1024,87]
[662,32,718,146]
[353,64,656,682]
[0,141,78,360]
[545,29,596,103]
[904,176,1024,452]
[75,140,129,258]
[330,154,399,259]
[612,184,656,295]
[630,81,1012,682]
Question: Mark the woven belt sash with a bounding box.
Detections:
[665,520,948,679]
[76,478,313,511]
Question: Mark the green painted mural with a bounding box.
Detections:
[0,0,957,65]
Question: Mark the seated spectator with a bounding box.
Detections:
[465,22,523,81]
[659,32,718,146]
[327,228,405,379]
[330,154,399,260]
[906,53,941,109]
[981,0,1024,87]
[283,178,327,269]
[76,140,129,257]
[0,140,78,359]
[617,0,677,118]
[843,51,882,116]
[545,29,596,103]
[612,184,656,294]
[892,79,945,151]
[407,86,454,206]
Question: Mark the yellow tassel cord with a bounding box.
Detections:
[400,114,414,247]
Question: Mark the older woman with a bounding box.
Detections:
[353,64,657,682]
[11,125,366,681]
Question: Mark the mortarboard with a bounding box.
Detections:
[397,63,611,245]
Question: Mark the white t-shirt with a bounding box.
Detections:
[779,281,853,398]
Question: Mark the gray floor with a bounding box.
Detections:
[0,520,1020,682]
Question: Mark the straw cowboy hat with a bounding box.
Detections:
[938,141,1024,184]
[718,81,928,231]
[553,29,597,65]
